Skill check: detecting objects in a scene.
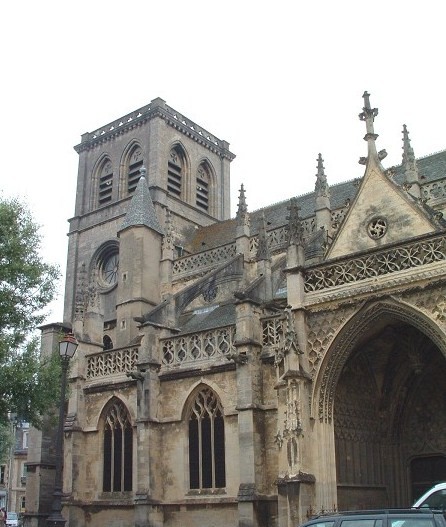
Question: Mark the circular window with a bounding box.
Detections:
[367,218,387,239]
[97,244,119,288]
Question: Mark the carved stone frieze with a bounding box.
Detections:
[307,305,356,378]
[397,284,446,327]
[305,233,446,294]
[305,261,446,308]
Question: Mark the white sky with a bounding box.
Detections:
[1,0,445,322]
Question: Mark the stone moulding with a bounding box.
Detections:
[74,100,234,160]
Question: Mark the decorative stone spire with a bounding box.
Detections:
[314,154,332,235]
[287,198,304,247]
[86,267,99,310]
[358,91,387,165]
[256,212,270,261]
[162,207,175,252]
[74,262,87,322]
[119,167,164,234]
[315,153,330,198]
[402,124,421,198]
[236,183,249,228]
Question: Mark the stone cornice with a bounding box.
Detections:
[74,99,235,161]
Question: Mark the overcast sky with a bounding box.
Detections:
[1,0,445,322]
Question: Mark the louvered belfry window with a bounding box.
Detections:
[127,147,143,195]
[167,148,183,197]
[196,164,210,211]
[103,400,133,492]
[189,387,226,489]
[98,161,113,205]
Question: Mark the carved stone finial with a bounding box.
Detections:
[287,198,304,247]
[315,153,330,198]
[283,306,303,357]
[140,166,147,178]
[256,212,270,260]
[402,124,420,188]
[402,124,415,165]
[358,91,380,161]
[236,183,249,227]
[74,262,87,321]
[86,267,99,310]
[162,207,175,252]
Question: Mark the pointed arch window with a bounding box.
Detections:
[103,335,113,351]
[196,163,211,212]
[127,146,143,195]
[188,387,226,490]
[98,159,113,206]
[168,147,185,197]
[103,400,133,492]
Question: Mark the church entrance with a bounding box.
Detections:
[333,318,446,511]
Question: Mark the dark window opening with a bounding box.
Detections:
[102,400,132,492]
[188,387,226,490]
[103,335,113,350]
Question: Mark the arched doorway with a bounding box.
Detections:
[332,310,446,510]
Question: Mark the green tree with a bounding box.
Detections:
[0,196,61,428]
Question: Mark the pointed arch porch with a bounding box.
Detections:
[311,298,446,510]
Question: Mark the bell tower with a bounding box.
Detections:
[64,97,235,346]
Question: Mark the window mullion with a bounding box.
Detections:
[211,415,215,488]
[110,427,115,490]
[198,418,203,489]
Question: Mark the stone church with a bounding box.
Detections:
[26,93,446,527]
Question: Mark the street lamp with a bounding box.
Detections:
[46,333,78,527]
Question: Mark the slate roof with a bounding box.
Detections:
[184,150,446,254]
[119,175,164,234]
[177,303,237,335]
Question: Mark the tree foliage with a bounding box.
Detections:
[0,422,13,463]
[0,197,61,427]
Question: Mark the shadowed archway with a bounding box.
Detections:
[316,300,446,510]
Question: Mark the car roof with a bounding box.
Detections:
[302,508,442,524]
[413,482,446,507]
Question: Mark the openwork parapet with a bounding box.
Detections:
[173,243,237,277]
[86,347,138,378]
[161,326,236,367]
[423,178,446,202]
[305,233,446,292]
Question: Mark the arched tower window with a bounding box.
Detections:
[196,162,211,212]
[127,146,143,195]
[102,400,133,492]
[188,387,225,490]
[168,146,186,198]
[98,158,113,206]
[103,335,113,350]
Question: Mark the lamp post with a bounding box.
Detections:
[46,333,78,527]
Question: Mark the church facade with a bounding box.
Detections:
[27,94,446,527]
